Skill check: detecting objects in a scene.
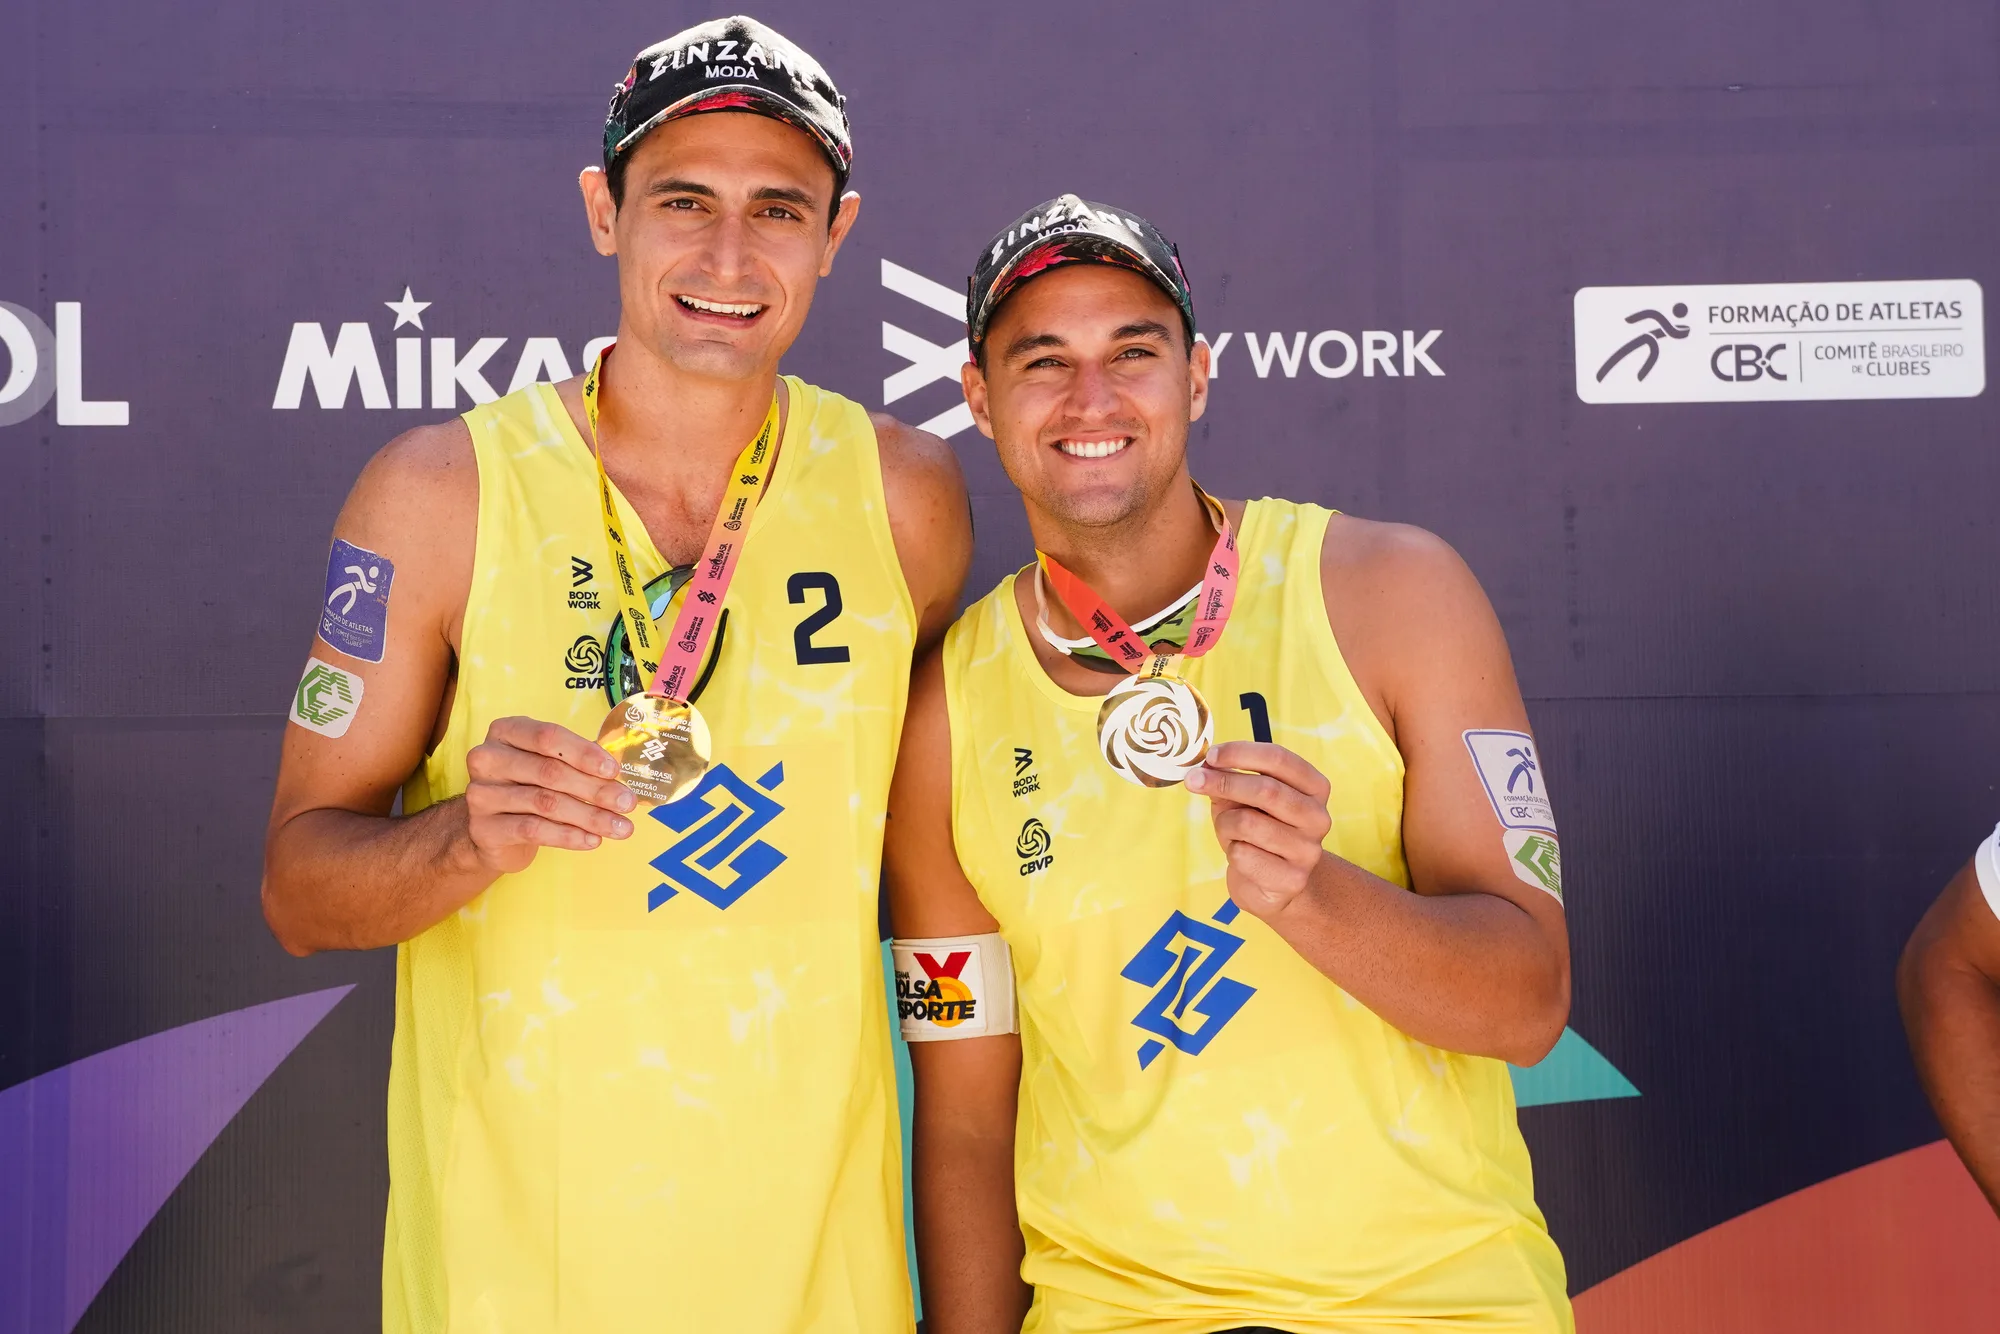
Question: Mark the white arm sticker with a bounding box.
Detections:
[1977,823,2000,922]
[1462,729,1557,833]
[1504,829,1563,902]
[1465,730,1562,902]
[892,933,1018,1041]
[290,657,364,738]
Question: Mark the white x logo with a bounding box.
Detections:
[881,260,974,438]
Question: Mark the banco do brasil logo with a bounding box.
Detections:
[1120,899,1257,1070]
[645,761,786,912]
[1015,817,1053,875]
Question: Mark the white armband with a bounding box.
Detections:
[892,932,1018,1041]
[1977,823,2000,922]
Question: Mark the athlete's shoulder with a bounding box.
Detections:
[349,417,477,534]
[869,412,966,501]
[1317,514,1505,710]
[331,418,478,631]
[947,570,1023,645]
[1320,512,1480,604]
[868,411,972,647]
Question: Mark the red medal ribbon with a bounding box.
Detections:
[1037,485,1238,674]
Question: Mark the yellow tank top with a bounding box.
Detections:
[942,499,1571,1333]
[386,378,916,1334]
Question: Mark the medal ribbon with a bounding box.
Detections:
[1037,484,1238,677]
[582,348,780,702]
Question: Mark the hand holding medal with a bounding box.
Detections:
[1037,486,1238,788]
[583,349,778,807]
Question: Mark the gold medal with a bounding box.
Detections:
[1097,668,1213,788]
[596,692,713,807]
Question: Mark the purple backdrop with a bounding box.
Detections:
[4,0,1998,1328]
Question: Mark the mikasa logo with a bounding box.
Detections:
[272,288,613,411]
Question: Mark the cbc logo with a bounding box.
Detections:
[1710,342,1790,383]
[0,302,128,428]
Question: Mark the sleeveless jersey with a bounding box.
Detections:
[942,499,1571,1333]
[386,378,916,1334]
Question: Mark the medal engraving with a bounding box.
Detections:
[1097,673,1212,788]
[597,692,712,807]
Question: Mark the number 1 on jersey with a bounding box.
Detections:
[1239,692,1273,743]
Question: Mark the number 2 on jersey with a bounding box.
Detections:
[789,571,851,665]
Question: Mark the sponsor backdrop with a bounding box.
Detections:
[4,0,1999,1329]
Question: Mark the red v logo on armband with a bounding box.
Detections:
[915,951,971,981]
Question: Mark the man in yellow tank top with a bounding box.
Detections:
[261,17,969,1332]
[885,196,1573,1332]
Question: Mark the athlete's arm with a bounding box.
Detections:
[1898,846,2000,1213]
[260,423,638,956]
[873,414,973,653]
[883,650,1031,1333]
[1187,521,1570,1065]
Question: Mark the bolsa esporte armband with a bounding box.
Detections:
[891,932,1018,1041]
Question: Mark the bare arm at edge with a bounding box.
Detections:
[1195,519,1571,1065]
[873,414,973,654]
[884,650,1032,1333]
[260,421,638,956]
[1899,855,2000,1214]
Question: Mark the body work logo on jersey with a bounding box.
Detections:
[1121,899,1257,1070]
[896,950,978,1028]
[563,634,606,691]
[568,555,601,610]
[1011,746,1040,797]
[646,762,786,911]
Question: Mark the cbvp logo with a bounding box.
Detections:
[646,761,786,911]
[272,287,612,410]
[0,302,128,427]
[562,635,605,691]
[1015,817,1053,875]
[1120,899,1257,1070]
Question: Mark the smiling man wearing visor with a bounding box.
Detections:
[885,195,1572,1332]
[262,15,968,1332]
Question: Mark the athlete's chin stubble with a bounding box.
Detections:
[656,333,771,383]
